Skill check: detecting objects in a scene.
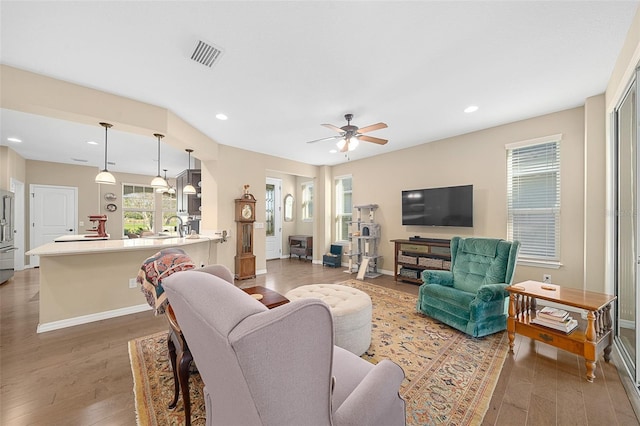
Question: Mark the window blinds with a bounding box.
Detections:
[506,139,560,260]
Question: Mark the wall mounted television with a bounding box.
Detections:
[402,185,473,227]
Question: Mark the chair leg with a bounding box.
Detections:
[167,332,179,410]
[177,350,194,426]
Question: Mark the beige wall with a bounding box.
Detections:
[2,95,598,290]
[38,239,214,325]
[26,160,100,258]
[0,146,26,191]
[1,65,216,159]
[25,160,178,246]
[606,7,640,111]
[295,176,315,237]
[332,107,586,288]
[583,94,606,292]
[202,144,318,273]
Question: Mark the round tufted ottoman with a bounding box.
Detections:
[285,284,372,356]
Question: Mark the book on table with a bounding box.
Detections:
[537,306,570,322]
[532,311,578,333]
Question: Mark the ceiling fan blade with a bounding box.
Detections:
[321,123,345,133]
[359,135,388,145]
[306,135,341,144]
[357,122,388,134]
[340,141,349,152]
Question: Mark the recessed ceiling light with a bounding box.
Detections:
[464,105,479,113]
[215,113,228,120]
[87,140,98,145]
[7,137,22,143]
[329,149,338,154]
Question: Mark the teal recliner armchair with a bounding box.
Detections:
[416,237,520,337]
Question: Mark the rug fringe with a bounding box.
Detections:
[129,336,156,426]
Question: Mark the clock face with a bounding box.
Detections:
[242,204,253,219]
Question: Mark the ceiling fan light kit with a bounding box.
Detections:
[95,122,116,185]
[307,113,388,153]
[337,137,359,152]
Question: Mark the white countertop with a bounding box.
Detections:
[26,235,220,257]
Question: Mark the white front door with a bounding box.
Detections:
[265,178,282,260]
[30,184,77,267]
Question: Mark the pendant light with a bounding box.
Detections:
[95,122,116,185]
[150,133,168,189]
[156,169,175,194]
[183,149,197,195]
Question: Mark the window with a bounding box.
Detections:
[266,183,275,236]
[162,190,178,234]
[123,184,156,236]
[301,181,313,221]
[335,176,352,242]
[506,135,561,263]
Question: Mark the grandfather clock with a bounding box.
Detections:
[234,191,256,280]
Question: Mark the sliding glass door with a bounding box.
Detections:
[614,69,639,382]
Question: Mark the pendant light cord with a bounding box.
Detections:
[157,135,161,177]
[104,125,109,171]
[99,122,113,171]
[186,149,193,185]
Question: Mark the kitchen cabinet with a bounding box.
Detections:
[176,169,201,215]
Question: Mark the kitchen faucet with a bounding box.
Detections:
[165,215,185,237]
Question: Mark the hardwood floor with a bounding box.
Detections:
[1,259,638,425]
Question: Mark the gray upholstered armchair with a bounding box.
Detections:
[163,270,406,426]
[417,236,520,337]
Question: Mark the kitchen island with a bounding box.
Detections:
[27,236,222,332]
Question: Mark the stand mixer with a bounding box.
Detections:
[87,215,108,238]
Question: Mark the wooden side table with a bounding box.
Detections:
[166,286,289,425]
[506,280,616,382]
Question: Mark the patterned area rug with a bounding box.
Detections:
[129,279,507,426]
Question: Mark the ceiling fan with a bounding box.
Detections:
[306,113,388,152]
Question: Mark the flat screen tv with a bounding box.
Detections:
[402,185,473,227]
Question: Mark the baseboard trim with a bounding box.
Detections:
[37,303,152,333]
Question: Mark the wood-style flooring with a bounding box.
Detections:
[1,259,638,425]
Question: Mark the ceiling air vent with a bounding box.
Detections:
[190,40,224,68]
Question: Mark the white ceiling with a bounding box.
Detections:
[1,1,638,176]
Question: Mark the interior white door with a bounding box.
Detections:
[30,184,77,267]
[265,178,282,260]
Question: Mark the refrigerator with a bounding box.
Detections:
[0,189,16,284]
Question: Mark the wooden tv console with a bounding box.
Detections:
[391,238,451,284]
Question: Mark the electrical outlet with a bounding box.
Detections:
[79,221,84,227]
[129,278,137,289]
[543,274,551,284]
